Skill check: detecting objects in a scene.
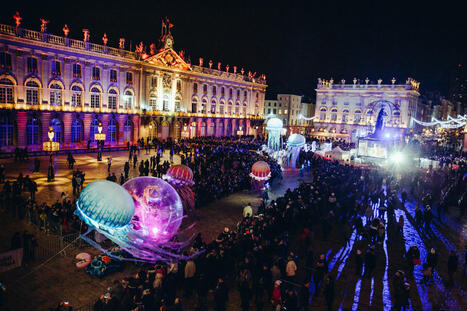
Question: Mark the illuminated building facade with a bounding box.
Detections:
[264,94,314,135]
[312,78,421,142]
[0,20,266,151]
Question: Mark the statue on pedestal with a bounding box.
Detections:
[62,24,70,37]
[40,19,49,33]
[371,108,387,138]
[102,33,108,45]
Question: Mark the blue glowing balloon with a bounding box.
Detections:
[76,180,135,229]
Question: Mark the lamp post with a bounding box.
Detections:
[94,122,106,161]
[43,126,59,182]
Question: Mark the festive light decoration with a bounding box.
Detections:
[75,179,195,263]
[250,161,271,181]
[412,115,467,129]
[266,117,284,151]
[298,114,315,121]
[287,133,306,169]
[163,165,196,214]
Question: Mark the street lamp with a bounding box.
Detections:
[94,122,106,161]
[43,126,60,182]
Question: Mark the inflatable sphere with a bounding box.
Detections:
[163,164,194,186]
[76,180,135,229]
[250,161,271,181]
[123,177,183,243]
[287,133,306,147]
[266,117,284,130]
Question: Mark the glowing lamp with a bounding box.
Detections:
[48,126,54,142]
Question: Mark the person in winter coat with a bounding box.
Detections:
[426,248,438,271]
[284,289,298,311]
[271,280,282,309]
[184,260,196,297]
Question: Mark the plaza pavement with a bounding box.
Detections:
[0,150,311,310]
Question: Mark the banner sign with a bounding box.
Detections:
[0,248,23,273]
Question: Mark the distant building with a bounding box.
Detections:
[312,78,422,142]
[264,94,313,135]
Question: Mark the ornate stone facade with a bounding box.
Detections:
[312,78,421,142]
[0,21,266,150]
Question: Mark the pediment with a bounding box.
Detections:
[144,48,190,70]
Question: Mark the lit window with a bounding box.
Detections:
[50,118,61,142]
[193,83,198,93]
[149,94,158,110]
[124,90,133,109]
[108,119,117,142]
[71,85,82,107]
[26,118,40,145]
[0,78,14,104]
[26,81,39,105]
[49,83,62,106]
[90,87,101,108]
[71,119,82,143]
[108,89,118,109]
[191,99,197,112]
[90,119,99,142]
[0,116,14,146]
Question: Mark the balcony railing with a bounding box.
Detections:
[0,23,137,60]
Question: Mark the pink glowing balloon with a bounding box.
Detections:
[123,177,183,244]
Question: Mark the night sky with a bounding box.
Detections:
[1,0,466,100]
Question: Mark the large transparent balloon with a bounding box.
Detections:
[75,178,195,263]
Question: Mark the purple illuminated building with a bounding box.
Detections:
[0,17,267,151]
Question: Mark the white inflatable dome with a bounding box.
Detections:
[266,117,283,129]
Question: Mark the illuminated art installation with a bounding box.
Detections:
[250,161,271,191]
[266,117,284,151]
[163,164,196,214]
[76,179,195,263]
[287,133,306,169]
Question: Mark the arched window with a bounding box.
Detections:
[108,119,117,142]
[162,94,169,111]
[90,87,101,108]
[26,118,40,145]
[212,86,217,95]
[0,116,14,146]
[342,109,349,122]
[71,85,82,107]
[71,119,82,143]
[50,118,61,143]
[0,78,14,104]
[191,98,197,113]
[354,110,362,123]
[193,83,198,93]
[175,96,181,112]
[108,89,118,109]
[331,108,338,121]
[211,99,216,114]
[319,107,327,121]
[49,83,62,106]
[123,119,133,142]
[124,90,133,109]
[149,93,158,110]
[90,119,99,142]
[201,98,207,113]
[235,106,240,115]
[219,101,225,114]
[26,81,39,105]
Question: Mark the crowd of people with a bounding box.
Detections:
[1,135,465,311]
